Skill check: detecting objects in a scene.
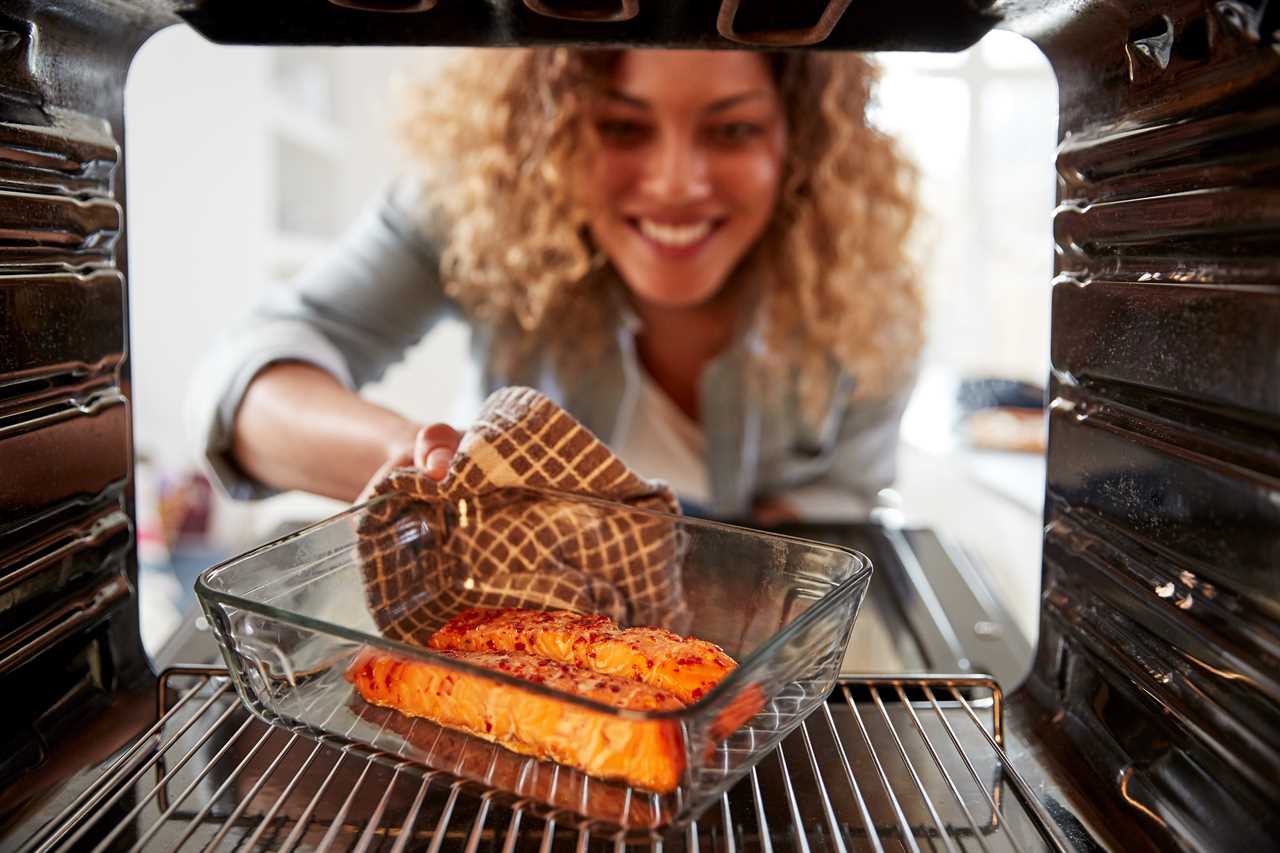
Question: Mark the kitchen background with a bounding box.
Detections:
[124,28,1057,664]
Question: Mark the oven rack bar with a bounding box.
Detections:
[21,666,1070,852]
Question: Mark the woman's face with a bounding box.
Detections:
[582,51,787,310]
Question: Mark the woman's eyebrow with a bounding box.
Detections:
[704,91,768,113]
[603,89,649,109]
[600,89,769,112]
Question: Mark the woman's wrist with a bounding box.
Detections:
[232,362,428,501]
[379,417,425,466]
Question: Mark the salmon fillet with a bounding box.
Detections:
[345,646,686,793]
[428,608,737,704]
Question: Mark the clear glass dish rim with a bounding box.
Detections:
[195,487,872,722]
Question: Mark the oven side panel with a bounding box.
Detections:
[0,0,173,837]
[1018,0,1280,847]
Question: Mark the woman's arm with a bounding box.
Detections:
[230,362,418,501]
[231,362,462,501]
[185,181,455,500]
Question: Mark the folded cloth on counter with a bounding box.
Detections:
[357,386,690,646]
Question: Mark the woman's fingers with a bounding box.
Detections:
[415,422,463,479]
[355,422,461,503]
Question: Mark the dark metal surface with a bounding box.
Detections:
[0,0,169,833]
[177,0,998,52]
[0,0,1277,849]
[1006,0,1280,848]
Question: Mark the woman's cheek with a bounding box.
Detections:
[717,149,783,211]
[589,150,639,200]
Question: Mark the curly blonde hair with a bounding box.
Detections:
[399,49,921,410]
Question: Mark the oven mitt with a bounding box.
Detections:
[356,386,690,647]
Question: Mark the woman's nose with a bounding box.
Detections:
[640,132,711,203]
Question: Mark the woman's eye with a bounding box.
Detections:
[596,119,650,146]
[708,122,763,145]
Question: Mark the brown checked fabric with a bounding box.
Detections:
[356,386,690,647]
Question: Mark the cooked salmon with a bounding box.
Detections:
[345,646,686,792]
[428,608,737,704]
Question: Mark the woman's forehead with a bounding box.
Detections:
[608,50,775,101]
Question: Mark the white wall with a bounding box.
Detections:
[126,28,271,475]
[126,29,469,549]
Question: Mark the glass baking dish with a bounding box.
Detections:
[195,488,872,838]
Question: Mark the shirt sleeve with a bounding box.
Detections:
[784,384,915,519]
[184,179,452,500]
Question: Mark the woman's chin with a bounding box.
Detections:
[628,285,724,311]
[621,268,733,311]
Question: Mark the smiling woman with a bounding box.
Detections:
[187,47,922,522]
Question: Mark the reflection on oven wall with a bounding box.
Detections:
[123,28,1057,658]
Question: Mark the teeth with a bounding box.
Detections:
[637,218,713,248]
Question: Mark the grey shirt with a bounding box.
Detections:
[185,182,912,518]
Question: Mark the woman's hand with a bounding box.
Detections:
[357,422,462,502]
[415,422,464,479]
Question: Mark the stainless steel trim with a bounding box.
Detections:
[0,507,128,595]
[882,528,973,672]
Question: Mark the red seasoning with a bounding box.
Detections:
[428,607,737,705]
[346,607,761,793]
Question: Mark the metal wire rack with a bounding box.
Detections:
[21,666,1071,852]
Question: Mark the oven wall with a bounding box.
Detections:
[1,0,1276,847]
[1020,0,1280,845]
[0,0,173,818]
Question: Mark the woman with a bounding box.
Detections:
[187,48,921,521]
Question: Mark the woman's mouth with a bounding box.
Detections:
[630,217,722,256]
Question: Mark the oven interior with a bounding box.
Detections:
[1,0,1277,850]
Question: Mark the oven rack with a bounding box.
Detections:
[22,667,1070,852]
